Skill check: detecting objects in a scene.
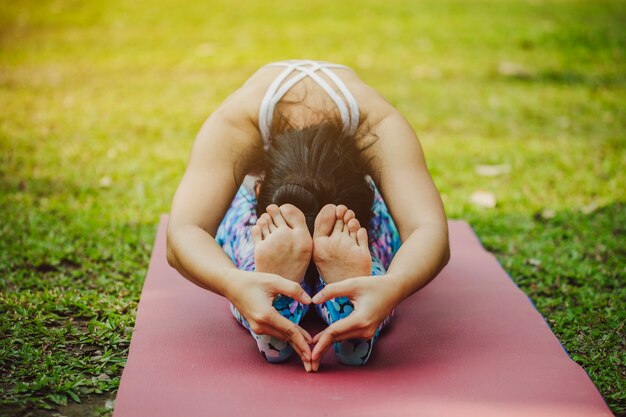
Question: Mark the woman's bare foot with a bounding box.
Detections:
[252,204,313,283]
[312,204,372,284]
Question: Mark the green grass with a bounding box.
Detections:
[1,0,624,415]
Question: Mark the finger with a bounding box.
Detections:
[329,327,372,342]
[251,224,262,244]
[312,279,356,304]
[322,320,373,342]
[357,227,368,248]
[252,323,308,359]
[266,204,286,227]
[311,359,319,372]
[331,311,378,341]
[267,313,313,366]
[311,341,333,372]
[311,314,365,361]
[272,276,312,304]
[296,325,313,344]
[311,312,373,346]
[311,331,335,362]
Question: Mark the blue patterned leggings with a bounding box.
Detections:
[215,177,401,365]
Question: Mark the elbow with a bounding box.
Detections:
[429,223,450,272]
[441,240,451,269]
[166,245,178,269]
[439,223,451,269]
[165,229,180,269]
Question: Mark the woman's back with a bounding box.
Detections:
[221,60,395,162]
[231,60,391,206]
[256,60,361,146]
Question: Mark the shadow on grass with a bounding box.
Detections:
[496,69,626,88]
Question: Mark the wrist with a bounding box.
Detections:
[217,267,244,300]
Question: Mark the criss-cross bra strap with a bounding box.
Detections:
[258,60,360,149]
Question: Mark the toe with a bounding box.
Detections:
[333,206,348,234]
[343,209,355,223]
[356,227,369,248]
[267,204,287,227]
[257,217,270,239]
[261,213,276,232]
[333,217,345,234]
[251,224,262,244]
[313,204,337,239]
[347,218,360,238]
[279,204,307,230]
[336,205,348,221]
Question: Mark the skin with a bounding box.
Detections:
[166,64,450,372]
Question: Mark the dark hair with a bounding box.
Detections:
[256,121,378,235]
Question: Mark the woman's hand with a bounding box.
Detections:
[309,274,404,371]
[222,269,314,371]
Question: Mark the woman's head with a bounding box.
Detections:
[256,121,377,235]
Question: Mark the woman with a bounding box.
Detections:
[166,60,449,372]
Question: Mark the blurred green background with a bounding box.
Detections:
[1,0,624,415]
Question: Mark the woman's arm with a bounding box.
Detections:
[370,108,450,297]
[166,92,314,369]
[310,103,450,368]
[166,100,259,295]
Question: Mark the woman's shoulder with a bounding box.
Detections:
[214,61,398,134]
[214,64,297,122]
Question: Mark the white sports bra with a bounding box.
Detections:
[258,60,360,150]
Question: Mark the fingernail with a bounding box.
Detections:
[304,362,311,372]
[312,294,321,303]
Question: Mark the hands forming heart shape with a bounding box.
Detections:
[224,203,401,372]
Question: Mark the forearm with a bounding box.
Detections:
[385,223,450,302]
[166,224,239,297]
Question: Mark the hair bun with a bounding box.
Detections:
[256,122,375,236]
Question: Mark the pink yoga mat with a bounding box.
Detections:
[113,216,613,417]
